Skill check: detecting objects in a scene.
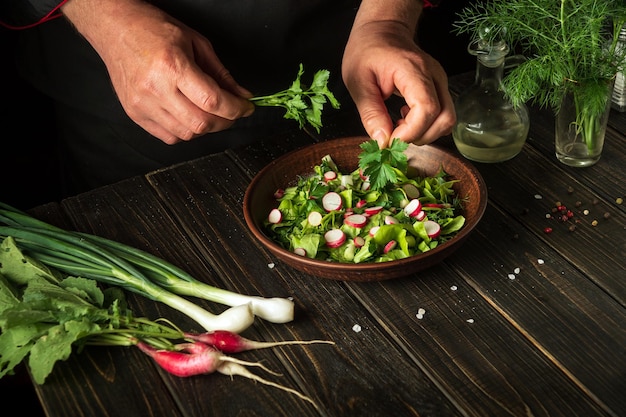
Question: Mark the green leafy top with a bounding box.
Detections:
[250,63,341,133]
[358,139,409,190]
[453,0,626,115]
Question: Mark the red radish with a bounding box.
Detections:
[364,206,383,216]
[321,192,342,211]
[344,214,367,228]
[423,203,451,209]
[383,240,397,253]
[323,171,337,181]
[343,209,354,218]
[294,247,307,256]
[356,199,367,208]
[353,236,365,247]
[359,168,369,181]
[184,330,334,354]
[369,226,380,237]
[307,211,323,226]
[324,229,346,248]
[404,199,422,217]
[402,183,420,199]
[361,181,371,191]
[273,189,285,199]
[268,208,282,224]
[384,215,398,225]
[136,341,318,407]
[423,220,441,238]
[414,210,426,221]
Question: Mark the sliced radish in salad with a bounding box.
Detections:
[293,247,307,256]
[273,189,285,199]
[356,199,367,208]
[383,240,397,253]
[423,220,441,238]
[353,236,365,248]
[359,168,369,181]
[324,229,346,248]
[344,214,368,228]
[384,215,398,225]
[268,208,282,224]
[414,210,426,221]
[361,181,371,191]
[364,206,383,216]
[322,192,343,212]
[404,199,423,217]
[323,171,337,181]
[369,226,380,237]
[307,211,323,226]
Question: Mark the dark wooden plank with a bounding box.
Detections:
[145,153,463,417]
[437,136,626,305]
[345,200,625,416]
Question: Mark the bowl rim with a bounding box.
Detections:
[243,136,488,276]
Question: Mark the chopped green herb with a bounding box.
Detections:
[250,63,340,133]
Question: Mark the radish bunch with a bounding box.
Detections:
[264,154,466,263]
[136,330,333,408]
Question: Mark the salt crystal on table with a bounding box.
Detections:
[534,194,543,199]
[352,324,362,332]
[450,285,458,291]
[538,259,545,264]
[466,319,475,324]
[508,274,516,280]
[267,263,275,269]
[514,267,520,274]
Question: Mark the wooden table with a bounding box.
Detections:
[24,72,626,417]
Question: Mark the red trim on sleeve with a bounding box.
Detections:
[1,0,70,30]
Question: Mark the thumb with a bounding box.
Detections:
[357,97,394,149]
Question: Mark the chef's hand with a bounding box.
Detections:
[342,1,456,149]
[62,0,255,144]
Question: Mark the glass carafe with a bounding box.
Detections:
[452,29,529,163]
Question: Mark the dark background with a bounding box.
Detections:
[0,3,472,415]
[1,1,473,212]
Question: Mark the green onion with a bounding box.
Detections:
[0,203,294,323]
[0,203,299,333]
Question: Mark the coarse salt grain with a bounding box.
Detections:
[508,274,516,280]
[352,324,362,332]
[538,259,545,264]
[267,263,275,269]
[534,194,543,199]
[466,319,474,324]
[514,267,520,274]
[450,285,458,291]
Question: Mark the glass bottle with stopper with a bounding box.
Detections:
[452,26,529,163]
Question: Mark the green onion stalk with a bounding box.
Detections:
[0,202,295,332]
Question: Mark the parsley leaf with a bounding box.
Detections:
[358,139,409,190]
[250,63,341,133]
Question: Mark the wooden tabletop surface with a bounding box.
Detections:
[23,72,626,417]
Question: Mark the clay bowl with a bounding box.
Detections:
[243,136,487,281]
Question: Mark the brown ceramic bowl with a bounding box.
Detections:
[243,136,487,281]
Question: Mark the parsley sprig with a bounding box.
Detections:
[250,63,340,133]
[358,138,409,190]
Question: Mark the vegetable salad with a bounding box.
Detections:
[264,142,466,264]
